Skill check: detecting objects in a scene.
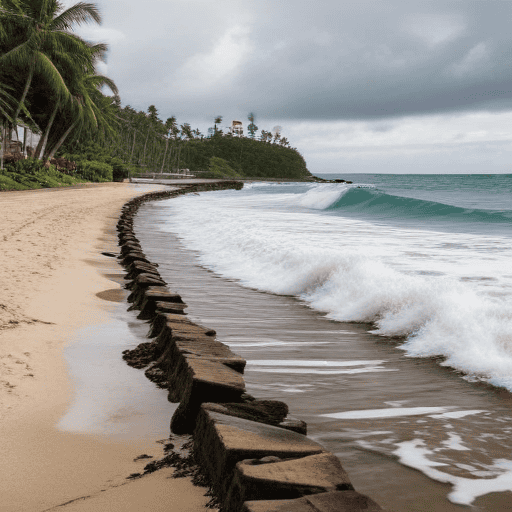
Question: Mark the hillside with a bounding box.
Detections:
[178,135,312,180]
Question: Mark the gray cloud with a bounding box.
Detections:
[66,0,512,173]
[86,0,512,122]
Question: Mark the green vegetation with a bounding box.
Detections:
[0,2,312,190]
[60,109,312,181]
[0,158,87,190]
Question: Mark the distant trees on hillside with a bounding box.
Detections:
[0,2,308,180]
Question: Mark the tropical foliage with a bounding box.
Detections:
[0,0,118,168]
[0,1,311,187]
[60,107,311,180]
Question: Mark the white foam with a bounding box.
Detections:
[441,433,469,451]
[429,410,488,419]
[395,439,512,505]
[225,339,338,348]
[249,367,395,375]
[322,407,450,419]
[294,183,350,209]
[249,360,386,367]
[160,184,512,391]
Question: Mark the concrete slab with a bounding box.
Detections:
[155,301,188,314]
[242,491,384,512]
[225,452,353,511]
[148,312,194,338]
[137,289,184,320]
[169,357,246,434]
[193,409,324,499]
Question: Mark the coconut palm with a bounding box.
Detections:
[45,71,119,161]
[0,0,102,138]
[33,42,114,160]
[160,116,176,173]
[213,115,222,135]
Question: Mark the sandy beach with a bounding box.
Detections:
[0,183,209,512]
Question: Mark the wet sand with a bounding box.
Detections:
[0,184,209,512]
[136,199,512,512]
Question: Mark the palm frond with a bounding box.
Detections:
[34,50,70,99]
[86,73,118,96]
[51,2,101,31]
[90,42,108,63]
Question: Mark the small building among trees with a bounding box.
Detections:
[230,120,243,137]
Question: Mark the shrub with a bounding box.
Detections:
[75,160,113,182]
[203,157,240,179]
[0,158,87,190]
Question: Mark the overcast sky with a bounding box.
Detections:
[68,0,512,174]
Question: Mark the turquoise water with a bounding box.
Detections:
[158,175,512,391]
[136,175,512,509]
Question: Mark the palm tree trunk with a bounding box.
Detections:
[142,128,150,165]
[130,129,136,163]
[12,60,36,137]
[35,101,59,160]
[160,138,169,173]
[1,122,5,171]
[46,119,78,161]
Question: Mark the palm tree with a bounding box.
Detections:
[160,116,176,173]
[180,123,192,140]
[213,115,222,135]
[247,112,258,139]
[33,42,113,160]
[45,71,119,161]
[0,0,103,140]
[142,105,159,165]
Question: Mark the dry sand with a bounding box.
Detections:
[0,183,210,512]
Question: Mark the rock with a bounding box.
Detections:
[192,408,324,500]
[242,491,383,511]
[136,289,184,320]
[125,273,166,291]
[167,333,246,373]
[125,261,160,280]
[278,418,308,435]
[154,301,188,315]
[202,400,288,427]
[122,341,158,369]
[225,453,353,511]
[170,357,246,434]
[147,312,194,338]
[120,251,151,267]
[121,242,142,255]
[127,283,169,306]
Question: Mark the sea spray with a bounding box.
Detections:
[159,179,512,390]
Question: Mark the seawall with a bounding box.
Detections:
[114,180,385,511]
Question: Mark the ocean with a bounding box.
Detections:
[135,174,512,511]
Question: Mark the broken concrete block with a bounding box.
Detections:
[170,357,246,434]
[193,408,324,499]
[137,289,184,320]
[242,490,383,511]
[225,452,353,511]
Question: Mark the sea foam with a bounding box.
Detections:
[159,184,512,391]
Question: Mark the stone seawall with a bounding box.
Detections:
[115,181,385,512]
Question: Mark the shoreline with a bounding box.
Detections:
[117,183,385,511]
[0,183,210,511]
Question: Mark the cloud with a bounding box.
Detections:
[77,25,126,45]
[401,12,465,47]
[173,25,253,93]
[450,42,489,77]
[56,0,512,173]
[285,111,512,173]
